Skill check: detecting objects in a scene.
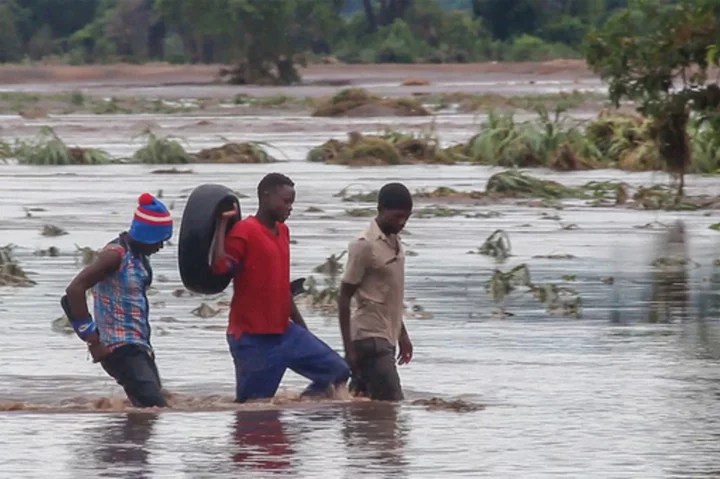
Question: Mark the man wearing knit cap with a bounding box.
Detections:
[64,192,173,408]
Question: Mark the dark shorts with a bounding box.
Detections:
[349,337,404,402]
[101,344,168,408]
[227,322,350,403]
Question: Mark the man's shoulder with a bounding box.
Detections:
[348,236,373,256]
[229,217,258,236]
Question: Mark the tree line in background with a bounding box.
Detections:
[0,0,637,81]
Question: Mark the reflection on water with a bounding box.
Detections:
[647,220,691,323]
[232,410,295,473]
[79,413,158,479]
[342,402,408,477]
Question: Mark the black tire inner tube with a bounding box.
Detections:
[177,184,308,298]
[178,184,241,295]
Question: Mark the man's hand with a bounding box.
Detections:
[88,341,111,363]
[219,206,238,225]
[397,334,413,366]
[215,205,238,234]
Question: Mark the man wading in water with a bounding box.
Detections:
[211,173,350,403]
[338,182,414,401]
[64,193,173,408]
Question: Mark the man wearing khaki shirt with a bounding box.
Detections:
[338,183,414,401]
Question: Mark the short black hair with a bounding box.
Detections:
[257,172,294,199]
[378,182,413,211]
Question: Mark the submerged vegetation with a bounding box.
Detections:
[312,88,430,117]
[5,127,110,165]
[307,107,720,175]
[308,130,456,166]
[335,168,720,212]
[0,90,607,117]
[0,245,35,287]
[0,128,278,166]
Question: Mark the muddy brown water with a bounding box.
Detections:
[3,92,720,477]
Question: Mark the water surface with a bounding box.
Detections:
[2,110,720,478]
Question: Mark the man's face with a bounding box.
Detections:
[378,208,411,235]
[265,185,295,223]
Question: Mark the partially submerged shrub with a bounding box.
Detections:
[312,88,430,117]
[486,262,581,319]
[132,129,194,164]
[486,170,581,199]
[195,142,276,164]
[307,131,459,166]
[458,107,599,170]
[13,127,110,165]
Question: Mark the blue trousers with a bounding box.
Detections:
[227,322,351,402]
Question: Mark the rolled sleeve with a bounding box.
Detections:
[342,239,372,285]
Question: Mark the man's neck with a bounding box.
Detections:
[255,209,276,230]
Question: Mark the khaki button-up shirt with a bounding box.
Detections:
[342,219,405,345]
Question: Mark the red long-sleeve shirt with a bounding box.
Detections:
[212,216,291,338]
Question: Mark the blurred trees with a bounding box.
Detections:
[585,0,720,196]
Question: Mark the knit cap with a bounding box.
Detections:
[128,193,173,244]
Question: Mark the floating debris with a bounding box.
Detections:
[0,245,35,287]
[345,208,375,217]
[195,142,276,164]
[34,246,59,257]
[74,244,98,266]
[51,315,73,334]
[486,262,582,319]
[476,229,511,260]
[308,130,458,166]
[312,88,430,117]
[334,185,378,203]
[42,224,68,237]
[532,254,576,260]
[150,168,194,174]
[415,206,464,218]
[486,170,581,199]
[411,398,485,413]
[312,251,346,276]
[191,303,220,318]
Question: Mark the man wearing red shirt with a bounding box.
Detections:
[211,173,350,403]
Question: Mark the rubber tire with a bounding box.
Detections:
[178,184,241,295]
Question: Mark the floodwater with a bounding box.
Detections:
[2,103,720,478]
